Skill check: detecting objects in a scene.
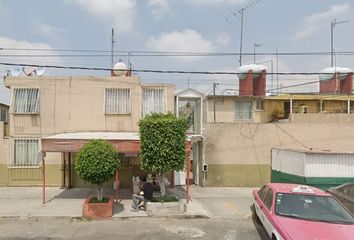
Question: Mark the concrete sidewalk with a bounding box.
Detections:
[0,186,256,220]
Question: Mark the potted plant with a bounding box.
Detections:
[75,139,120,219]
[271,109,284,122]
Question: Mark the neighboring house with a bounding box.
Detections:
[201,64,354,187]
[0,75,175,187]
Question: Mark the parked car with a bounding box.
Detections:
[253,183,354,240]
[328,182,354,214]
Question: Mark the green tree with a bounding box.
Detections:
[139,113,188,196]
[75,139,120,201]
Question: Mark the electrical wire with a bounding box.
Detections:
[0,61,334,75]
[2,47,354,56]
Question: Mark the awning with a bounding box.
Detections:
[41,132,141,153]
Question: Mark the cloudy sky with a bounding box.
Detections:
[1,0,354,103]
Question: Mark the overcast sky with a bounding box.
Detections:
[1,0,354,104]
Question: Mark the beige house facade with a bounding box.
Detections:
[202,94,354,187]
[0,76,175,187]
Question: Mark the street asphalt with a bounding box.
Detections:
[0,218,269,240]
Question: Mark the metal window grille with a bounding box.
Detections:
[141,87,165,117]
[10,139,40,167]
[255,99,265,111]
[13,88,39,113]
[235,100,253,120]
[105,88,131,114]
[0,109,8,122]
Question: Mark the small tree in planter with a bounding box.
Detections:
[139,112,188,196]
[75,139,120,202]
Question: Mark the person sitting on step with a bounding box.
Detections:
[132,177,153,210]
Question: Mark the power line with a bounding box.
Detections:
[0,61,339,75]
[2,47,354,56]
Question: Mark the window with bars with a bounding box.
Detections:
[12,88,39,113]
[255,99,265,111]
[235,100,253,120]
[105,88,131,114]
[12,139,40,167]
[141,87,165,117]
[0,109,8,122]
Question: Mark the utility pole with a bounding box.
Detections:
[239,8,244,66]
[213,83,219,122]
[331,19,349,67]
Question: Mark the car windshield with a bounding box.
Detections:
[275,193,354,224]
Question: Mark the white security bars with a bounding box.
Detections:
[11,139,40,167]
[235,100,253,120]
[141,87,165,117]
[13,88,39,113]
[0,109,8,122]
[105,88,131,114]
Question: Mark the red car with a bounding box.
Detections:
[253,183,354,240]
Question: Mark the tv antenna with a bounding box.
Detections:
[229,0,263,66]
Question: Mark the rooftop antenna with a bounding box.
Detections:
[111,28,115,70]
[330,19,349,67]
[229,0,262,66]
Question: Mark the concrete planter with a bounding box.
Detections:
[82,196,114,219]
[146,201,186,216]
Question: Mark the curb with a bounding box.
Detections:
[1,214,209,221]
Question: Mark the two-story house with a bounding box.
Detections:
[0,75,176,188]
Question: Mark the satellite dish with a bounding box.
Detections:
[34,67,45,76]
[10,67,24,76]
[22,67,35,76]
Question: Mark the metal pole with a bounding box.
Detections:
[271,60,273,95]
[111,28,115,69]
[253,43,261,64]
[253,44,256,63]
[115,170,119,202]
[239,8,244,66]
[42,155,46,204]
[330,19,350,67]
[213,83,217,122]
[331,20,334,67]
[276,48,279,95]
[186,144,191,204]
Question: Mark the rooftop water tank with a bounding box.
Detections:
[113,62,128,76]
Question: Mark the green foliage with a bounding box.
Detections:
[139,112,188,173]
[89,197,109,203]
[75,139,120,186]
[151,195,179,203]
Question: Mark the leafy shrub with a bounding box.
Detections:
[75,139,119,200]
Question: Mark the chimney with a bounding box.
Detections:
[238,64,266,96]
[320,67,353,94]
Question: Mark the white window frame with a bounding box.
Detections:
[235,99,253,120]
[12,88,40,114]
[104,88,131,114]
[141,87,166,117]
[10,139,40,168]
